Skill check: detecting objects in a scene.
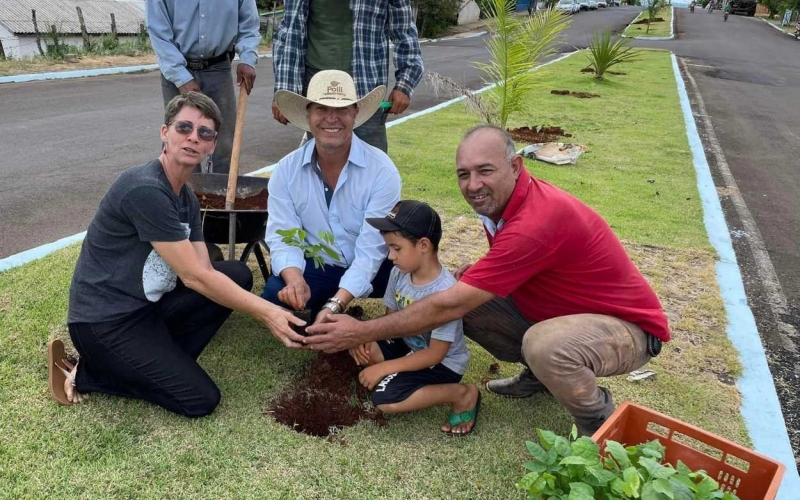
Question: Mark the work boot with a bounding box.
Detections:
[485,366,550,398]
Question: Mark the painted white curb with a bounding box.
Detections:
[671,53,798,498]
[622,5,676,40]
[759,17,796,37]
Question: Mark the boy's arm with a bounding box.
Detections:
[359,340,451,390]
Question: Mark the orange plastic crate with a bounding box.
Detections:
[592,402,785,500]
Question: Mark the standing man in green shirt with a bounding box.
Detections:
[272,0,424,153]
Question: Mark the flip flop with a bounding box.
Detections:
[443,391,481,437]
[47,339,75,406]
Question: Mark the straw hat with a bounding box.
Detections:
[274,70,386,133]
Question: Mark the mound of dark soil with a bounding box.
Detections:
[633,17,664,24]
[507,126,572,144]
[267,351,386,437]
[550,89,600,99]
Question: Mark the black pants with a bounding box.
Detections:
[68,261,253,417]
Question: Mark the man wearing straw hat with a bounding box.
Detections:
[262,70,402,325]
[271,0,423,153]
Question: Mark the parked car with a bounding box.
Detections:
[578,0,589,9]
[608,0,620,5]
[556,0,581,14]
[589,0,598,8]
[597,0,608,6]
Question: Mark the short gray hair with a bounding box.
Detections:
[463,124,516,162]
[164,91,221,132]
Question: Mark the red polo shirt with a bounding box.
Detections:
[461,169,670,341]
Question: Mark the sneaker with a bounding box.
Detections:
[485,366,550,398]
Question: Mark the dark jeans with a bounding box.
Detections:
[161,58,237,173]
[302,66,389,153]
[260,258,393,317]
[68,260,253,417]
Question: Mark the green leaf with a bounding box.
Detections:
[545,447,559,466]
[606,441,632,468]
[652,478,675,499]
[554,436,572,457]
[638,457,676,480]
[567,482,595,500]
[610,477,627,496]
[321,244,340,261]
[523,460,549,474]
[585,467,618,486]
[571,437,600,461]
[623,467,642,497]
[570,424,578,441]
[641,482,660,500]
[668,478,695,500]
[537,429,557,451]
[526,440,549,462]
[559,456,591,466]
[695,475,720,499]
[518,472,540,491]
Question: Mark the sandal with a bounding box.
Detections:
[47,339,77,405]
[443,392,481,437]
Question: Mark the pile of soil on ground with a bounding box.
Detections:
[550,89,600,99]
[507,126,572,144]
[632,17,664,24]
[580,66,626,75]
[196,189,267,211]
[267,351,386,437]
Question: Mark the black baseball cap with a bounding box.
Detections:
[366,200,442,246]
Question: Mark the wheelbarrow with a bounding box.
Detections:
[188,86,271,284]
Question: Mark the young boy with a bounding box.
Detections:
[351,200,480,436]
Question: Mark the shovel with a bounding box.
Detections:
[225,85,249,260]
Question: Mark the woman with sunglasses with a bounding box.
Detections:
[49,92,306,417]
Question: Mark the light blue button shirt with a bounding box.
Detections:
[146,0,261,88]
[266,135,402,298]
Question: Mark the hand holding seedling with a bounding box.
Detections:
[277,270,311,311]
[259,305,308,349]
[304,314,364,352]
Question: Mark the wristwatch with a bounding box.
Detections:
[323,297,345,314]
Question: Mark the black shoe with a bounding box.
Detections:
[485,367,550,398]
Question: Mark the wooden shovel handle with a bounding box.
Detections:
[225,88,249,210]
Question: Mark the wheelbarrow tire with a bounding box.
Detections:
[206,242,225,262]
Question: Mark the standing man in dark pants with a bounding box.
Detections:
[271,0,424,153]
[146,0,260,173]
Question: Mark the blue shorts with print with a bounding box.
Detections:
[370,339,463,406]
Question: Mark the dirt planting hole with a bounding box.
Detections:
[266,351,386,437]
[507,125,572,143]
[633,17,664,24]
[550,89,600,99]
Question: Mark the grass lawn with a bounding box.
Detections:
[624,6,673,37]
[759,16,796,34]
[0,49,749,499]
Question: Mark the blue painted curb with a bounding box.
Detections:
[671,53,798,498]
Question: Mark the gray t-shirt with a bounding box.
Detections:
[383,266,471,375]
[68,159,203,324]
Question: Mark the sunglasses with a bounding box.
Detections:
[171,120,218,142]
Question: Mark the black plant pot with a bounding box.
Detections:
[292,309,312,336]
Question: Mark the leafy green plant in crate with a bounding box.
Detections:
[518,425,741,500]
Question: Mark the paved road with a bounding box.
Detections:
[630,9,800,469]
[0,7,639,259]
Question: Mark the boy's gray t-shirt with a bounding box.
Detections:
[383,266,470,375]
[68,159,204,324]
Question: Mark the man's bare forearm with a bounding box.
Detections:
[358,290,468,343]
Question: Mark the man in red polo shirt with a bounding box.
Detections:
[307,125,669,436]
